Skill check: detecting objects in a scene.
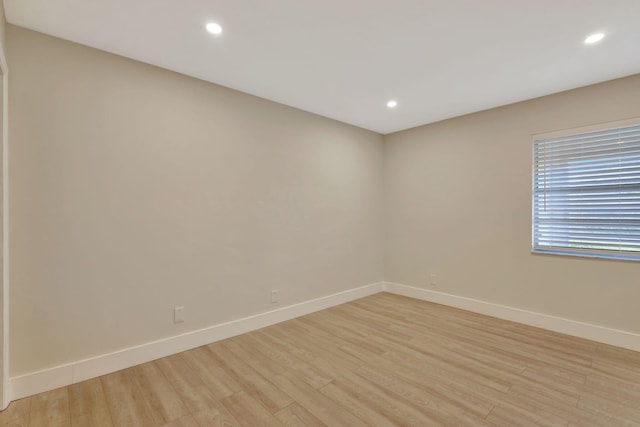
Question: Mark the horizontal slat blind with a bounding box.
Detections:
[532,123,640,260]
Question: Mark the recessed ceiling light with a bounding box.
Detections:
[206,22,223,35]
[387,100,398,109]
[584,32,605,44]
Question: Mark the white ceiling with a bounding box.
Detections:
[5,1,640,134]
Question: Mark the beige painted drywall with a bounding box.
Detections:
[7,25,384,375]
[384,73,640,334]
[0,2,5,50]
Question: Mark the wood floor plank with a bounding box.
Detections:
[232,332,332,389]
[69,378,113,427]
[353,364,491,427]
[220,391,282,427]
[506,384,609,427]
[577,394,640,425]
[0,397,31,426]
[487,404,568,427]
[101,370,157,427]
[351,346,497,418]
[274,402,326,427]
[329,370,444,427]
[205,341,294,413]
[28,388,70,427]
[223,337,288,379]
[269,374,369,427]
[575,402,640,427]
[256,325,360,380]
[129,362,189,424]
[161,414,199,427]
[189,399,240,427]
[180,347,242,400]
[8,292,640,427]
[154,354,220,414]
[318,381,397,427]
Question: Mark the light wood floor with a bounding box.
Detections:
[3,292,640,426]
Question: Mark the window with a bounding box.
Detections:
[532,120,640,261]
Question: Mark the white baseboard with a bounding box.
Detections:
[383,282,640,353]
[9,282,384,401]
[10,280,640,402]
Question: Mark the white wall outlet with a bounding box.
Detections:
[174,306,185,323]
[271,289,279,303]
[430,274,437,286]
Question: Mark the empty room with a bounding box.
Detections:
[0,0,639,426]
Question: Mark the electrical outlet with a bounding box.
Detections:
[174,306,185,323]
[271,289,279,303]
[430,274,437,286]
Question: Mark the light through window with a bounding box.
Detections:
[532,121,640,260]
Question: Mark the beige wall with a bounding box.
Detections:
[7,25,384,375]
[384,73,640,334]
[0,1,5,51]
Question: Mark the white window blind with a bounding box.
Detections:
[532,122,640,261]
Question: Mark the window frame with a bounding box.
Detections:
[531,117,640,262]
